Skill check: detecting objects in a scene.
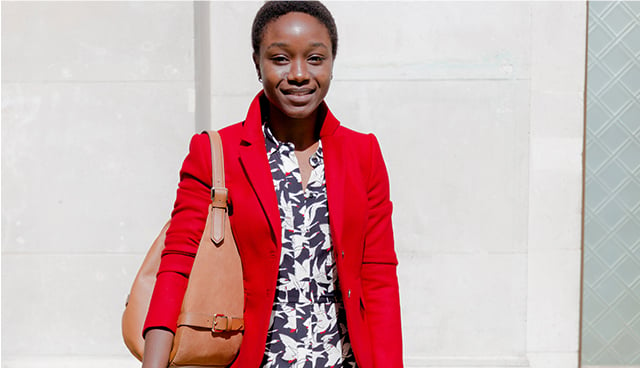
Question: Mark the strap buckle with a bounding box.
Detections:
[212,314,230,332]
[210,187,228,209]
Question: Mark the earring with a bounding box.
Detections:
[258,76,263,83]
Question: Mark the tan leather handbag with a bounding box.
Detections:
[122,131,244,367]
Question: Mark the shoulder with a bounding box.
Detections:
[217,121,245,160]
[332,125,385,162]
[218,121,244,141]
[182,119,242,175]
[188,121,244,157]
[333,125,368,140]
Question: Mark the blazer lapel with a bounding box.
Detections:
[238,93,282,248]
[320,107,350,257]
[239,143,282,248]
[323,133,347,254]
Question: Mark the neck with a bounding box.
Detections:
[265,102,323,151]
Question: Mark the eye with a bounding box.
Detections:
[270,55,289,65]
[308,55,326,65]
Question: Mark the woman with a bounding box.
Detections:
[142,2,402,367]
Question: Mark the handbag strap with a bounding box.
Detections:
[206,130,228,245]
[173,130,245,341]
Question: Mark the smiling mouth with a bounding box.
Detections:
[282,88,315,96]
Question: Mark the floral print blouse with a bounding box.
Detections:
[261,124,357,368]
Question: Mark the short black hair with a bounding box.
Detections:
[252,1,338,58]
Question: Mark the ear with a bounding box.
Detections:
[252,53,261,80]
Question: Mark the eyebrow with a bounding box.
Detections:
[265,42,329,50]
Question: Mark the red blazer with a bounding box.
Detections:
[145,92,403,367]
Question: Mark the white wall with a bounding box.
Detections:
[2,2,195,366]
[207,2,586,366]
[2,2,586,367]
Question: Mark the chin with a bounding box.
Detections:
[284,108,314,119]
[275,102,319,120]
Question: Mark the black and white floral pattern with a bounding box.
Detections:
[261,124,356,368]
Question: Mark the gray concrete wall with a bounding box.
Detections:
[2,2,586,367]
[2,2,195,366]
[206,3,586,366]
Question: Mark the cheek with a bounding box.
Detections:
[314,64,333,77]
[262,66,288,83]
[316,69,333,85]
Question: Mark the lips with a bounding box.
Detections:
[281,88,315,105]
[282,88,315,96]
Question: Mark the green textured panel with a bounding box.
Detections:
[582,1,640,365]
[619,104,640,133]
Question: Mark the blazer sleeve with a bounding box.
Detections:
[143,133,212,336]
[361,134,403,366]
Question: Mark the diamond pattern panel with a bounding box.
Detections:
[583,1,640,365]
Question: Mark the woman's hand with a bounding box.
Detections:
[141,328,173,368]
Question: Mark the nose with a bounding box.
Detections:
[288,59,309,85]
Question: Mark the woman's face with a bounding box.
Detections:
[254,12,334,120]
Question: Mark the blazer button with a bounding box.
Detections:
[348,289,351,298]
[341,251,345,258]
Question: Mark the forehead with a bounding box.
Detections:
[261,12,331,47]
